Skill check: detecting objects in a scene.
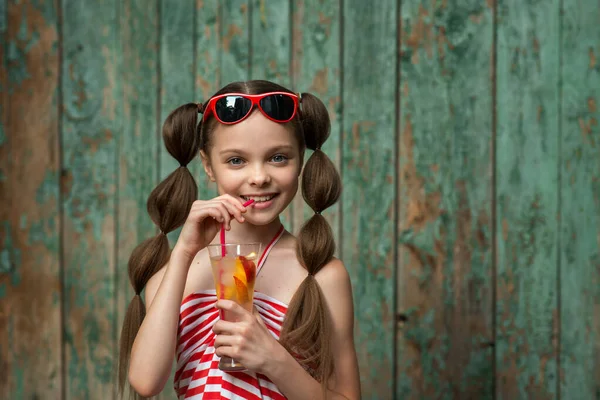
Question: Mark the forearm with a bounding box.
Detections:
[128,244,194,394]
[265,346,350,400]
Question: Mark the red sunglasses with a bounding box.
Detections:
[201,92,300,125]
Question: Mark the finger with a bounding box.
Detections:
[220,199,245,224]
[252,306,264,321]
[198,207,225,224]
[252,310,268,330]
[211,203,231,230]
[221,194,247,211]
[214,345,235,359]
[212,319,238,335]
[213,333,239,349]
[216,194,246,214]
[216,300,252,320]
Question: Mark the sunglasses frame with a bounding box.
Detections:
[202,91,300,125]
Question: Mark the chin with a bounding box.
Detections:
[245,213,280,227]
[246,201,291,226]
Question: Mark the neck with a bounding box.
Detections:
[218,217,284,246]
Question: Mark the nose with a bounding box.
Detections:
[248,163,271,187]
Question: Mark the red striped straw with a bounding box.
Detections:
[220,199,255,257]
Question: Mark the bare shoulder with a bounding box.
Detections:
[144,263,167,309]
[314,257,354,318]
[314,257,355,334]
[314,257,351,291]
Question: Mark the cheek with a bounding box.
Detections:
[213,169,240,192]
[276,167,299,193]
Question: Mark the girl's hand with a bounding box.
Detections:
[176,195,247,257]
[213,300,282,375]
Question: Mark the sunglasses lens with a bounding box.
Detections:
[259,94,296,121]
[214,96,252,123]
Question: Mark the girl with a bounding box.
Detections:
[119,80,360,399]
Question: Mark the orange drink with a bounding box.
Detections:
[207,243,261,371]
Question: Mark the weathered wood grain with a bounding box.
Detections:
[250,0,290,85]
[0,1,61,398]
[397,1,495,398]
[559,1,600,398]
[220,0,249,84]
[195,0,218,199]
[342,0,397,397]
[159,0,204,226]
[290,0,341,245]
[117,1,160,398]
[61,0,119,398]
[157,2,198,395]
[495,0,560,398]
[250,0,293,231]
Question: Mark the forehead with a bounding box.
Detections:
[210,110,299,154]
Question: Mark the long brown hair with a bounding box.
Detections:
[118,80,341,397]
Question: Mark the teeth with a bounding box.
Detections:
[242,195,275,203]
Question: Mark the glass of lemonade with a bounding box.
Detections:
[207,242,261,371]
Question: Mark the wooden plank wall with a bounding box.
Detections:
[1,1,598,399]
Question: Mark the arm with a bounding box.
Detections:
[127,244,194,397]
[214,258,361,399]
[128,195,247,397]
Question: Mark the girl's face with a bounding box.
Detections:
[202,110,302,226]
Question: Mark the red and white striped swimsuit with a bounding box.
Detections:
[175,227,287,399]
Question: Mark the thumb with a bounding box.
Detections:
[253,306,267,328]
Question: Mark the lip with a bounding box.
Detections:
[251,197,276,210]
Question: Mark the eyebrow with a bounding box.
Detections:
[218,145,295,155]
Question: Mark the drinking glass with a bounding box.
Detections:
[207,242,261,371]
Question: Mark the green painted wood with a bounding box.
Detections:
[118,1,160,398]
[158,2,196,395]
[0,1,61,398]
[220,0,250,83]
[559,1,600,398]
[397,1,494,398]
[495,0,560,398]
[250,0,293,231]
[159,0,203,214]
[195,0,219,199]
[250,0,290,84]
[342,0,397,397]
[61,1,119,398]
[290,0,341,244]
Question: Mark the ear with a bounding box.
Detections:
[200,150,216,182]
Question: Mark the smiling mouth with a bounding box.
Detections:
[241,194,277,203]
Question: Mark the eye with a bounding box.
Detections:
[271,154,288,163]
[227,157,244,166]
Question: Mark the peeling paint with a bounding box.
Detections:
[0,0,7,32]
[0,121,5,146]
[7,40,31,87]
[19,214,26,229]
[0,220,13,274]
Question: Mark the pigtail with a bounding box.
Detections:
[118,103,202,399]
[279,93,341,394]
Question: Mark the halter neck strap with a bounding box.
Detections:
[256,225,285,273]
